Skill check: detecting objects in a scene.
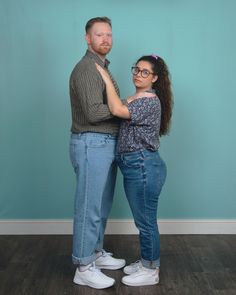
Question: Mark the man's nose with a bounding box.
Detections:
[103,35,109,42]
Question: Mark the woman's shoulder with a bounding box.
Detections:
[127,92,158,104]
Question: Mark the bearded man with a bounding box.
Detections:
[69,17,125,289]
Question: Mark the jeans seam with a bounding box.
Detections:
[142,155,155,261]
[142,159,153,260]
[80,142,88,258]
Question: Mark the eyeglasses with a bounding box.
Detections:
[131,66,154,78]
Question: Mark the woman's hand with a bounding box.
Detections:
[127,92,156,103]
[95,63,112,85]
[95,63,130,119]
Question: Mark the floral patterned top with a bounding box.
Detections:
[117,91,161,154]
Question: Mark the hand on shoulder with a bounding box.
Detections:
[95,63,111,84]
[127,92,156,103]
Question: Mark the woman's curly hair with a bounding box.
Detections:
[136,55,174,136]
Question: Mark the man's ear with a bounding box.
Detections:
[85,34,90,45]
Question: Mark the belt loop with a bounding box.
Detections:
[140,150,145,159]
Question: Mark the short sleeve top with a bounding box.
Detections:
[117,91,161,154]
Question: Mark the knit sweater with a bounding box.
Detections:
[69,50,120,134]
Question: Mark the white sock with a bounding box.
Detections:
[95,251,103,259]
[78,263,92,272]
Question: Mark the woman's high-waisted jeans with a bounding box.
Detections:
[116,149,167,269]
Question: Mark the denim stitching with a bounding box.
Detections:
[80,141,88,258]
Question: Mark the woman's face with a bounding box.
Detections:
[132,60,158,91]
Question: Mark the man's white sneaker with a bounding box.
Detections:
[73,263,115,289]
[123,260,142,275]
[122,266,159,287]
[95,250,126,270]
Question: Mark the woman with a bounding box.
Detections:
[95,54,173,287]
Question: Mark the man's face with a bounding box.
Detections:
[85,22,112,59]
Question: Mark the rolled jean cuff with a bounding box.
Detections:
[141,257,160,269]
[72,252,97,266]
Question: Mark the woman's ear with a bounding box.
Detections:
[152,75,158,83]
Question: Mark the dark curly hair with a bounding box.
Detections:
[136,55,173,136]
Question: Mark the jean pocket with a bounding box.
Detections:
[69,143,78,169]
[121,152,143,168]
[87,138,107,148]
[154,158,167,187]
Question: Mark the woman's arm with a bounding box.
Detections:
[95,63,130,119]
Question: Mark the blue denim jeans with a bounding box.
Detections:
[116,149,167,269]
[70,132,117,265]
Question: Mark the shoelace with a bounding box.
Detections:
[89,262,102,274]
[130,260,142,269]
[101,250,113,257]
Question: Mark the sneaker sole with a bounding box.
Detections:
[123,268,137,275]
[73,277,115,289]
[96,262,126,270]
[121,277,159,287]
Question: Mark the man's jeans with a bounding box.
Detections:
[70,132,117,265]
[116,150,167,269]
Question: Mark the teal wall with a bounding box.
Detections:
[1,0,236,219]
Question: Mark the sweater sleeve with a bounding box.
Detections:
[72,67,113,123]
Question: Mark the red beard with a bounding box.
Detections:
[97,45,111,55]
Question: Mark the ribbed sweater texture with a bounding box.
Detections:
[69,50,120,134]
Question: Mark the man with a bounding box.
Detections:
[69,17,125,289]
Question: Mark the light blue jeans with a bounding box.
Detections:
[69,132,117,265]
[116,150,167,269]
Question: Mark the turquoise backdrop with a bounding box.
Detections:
[1,0,236,219]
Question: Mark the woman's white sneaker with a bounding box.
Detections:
[122,267,159,287]
[123,260,142,275]
[73,263,115,289]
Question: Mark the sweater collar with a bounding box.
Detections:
[85,50,110,68]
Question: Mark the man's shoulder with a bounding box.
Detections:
[71,55,96,77]
[74,55,93,70]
